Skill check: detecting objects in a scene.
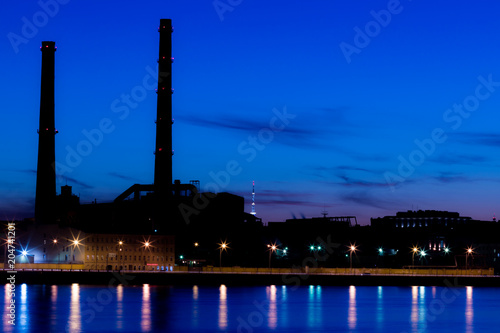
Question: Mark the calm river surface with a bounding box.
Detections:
[2,283,499,332]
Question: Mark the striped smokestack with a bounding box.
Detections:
[35,41,57,224]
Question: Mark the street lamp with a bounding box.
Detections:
[268,243,278,269]
[53,239,60,265]
[419,249,426,265]
[411,246,419,270]
[218,241,229,269]
[71,239,80,271]
[118,241,124,271]
[466,247,474,270]
[348,244,357,272]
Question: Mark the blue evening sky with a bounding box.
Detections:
[2,0,500,224]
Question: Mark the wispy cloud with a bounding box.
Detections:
[305,165,378,179]
[303,165,392,190]
[235,188,330,208]
[429,152,490,166]
[0,197,34,220]
[452,132,500,147]
[108,172,142,183]
[425,172,500,184]
[428,172,469,184]
[60,176,93,189]
[339,191,395,210]
[177,106,355,149]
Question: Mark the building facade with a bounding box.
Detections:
[84,233,175,271]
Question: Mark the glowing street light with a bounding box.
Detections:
[268,243,278,269]
[21,250,28,256]
[411,246,419,269]
[218,241,230,269]
[117,240,125,270]
[378,247,383,255]
[53,239,60,264]
[444,247,450,254]
[348,244,357,271]
[466,247,474,269]
[419,249,427,260]
[70,238,82,271]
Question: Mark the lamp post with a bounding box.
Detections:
[466,247,473,270]
[119,241,124,271]
[218,241,229,270]
[53,239,59,266]
[268,244,278,270]
[411,246,419,274]
[71,239,79,271]
[144,242,150,271]
[419,249,426,265]
[349,244,357,273]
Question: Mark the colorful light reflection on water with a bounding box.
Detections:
[2,283,500,332]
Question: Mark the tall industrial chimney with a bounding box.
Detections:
[35,41,57,224]
[154,19,173,196]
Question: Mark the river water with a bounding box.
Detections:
[2,283,499,332]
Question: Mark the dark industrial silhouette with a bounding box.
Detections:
[35,41,57,225]
[26,20,258,242]
[19,20,500,272]
[154,19,173,196]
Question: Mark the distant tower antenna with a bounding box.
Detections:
[321,203,328,218]
[250,181,256,215]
